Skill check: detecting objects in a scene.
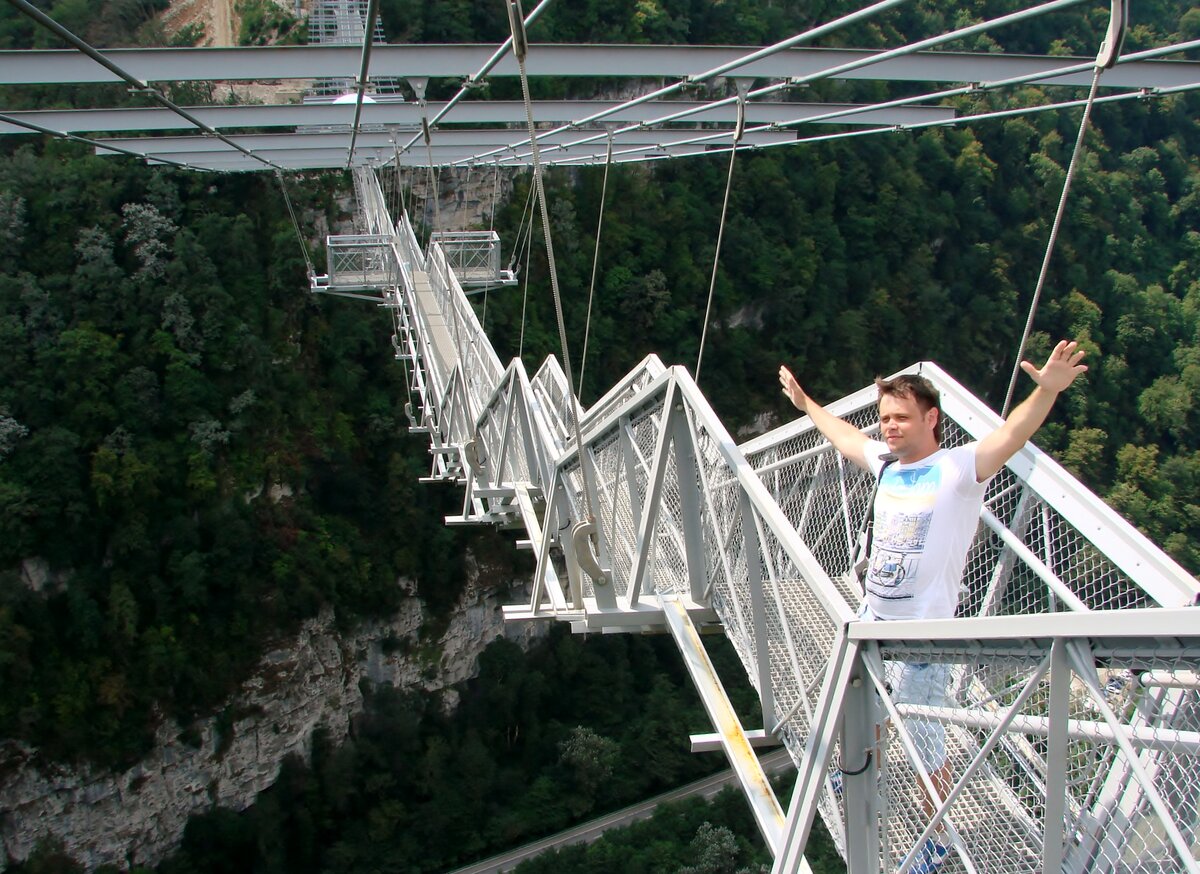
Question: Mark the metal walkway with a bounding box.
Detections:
[5,2,1199,869]
[342,168,1200,874]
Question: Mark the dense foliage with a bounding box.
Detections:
[11,627,797,874]
[0,145,483,765]
[2,0,1198,871]
[147,630,770,874]
[477,34,1200,573]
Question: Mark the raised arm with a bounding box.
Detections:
[974,339,1088,482]
[779,365,871,471]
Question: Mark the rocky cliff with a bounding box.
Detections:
[0,562,544,871]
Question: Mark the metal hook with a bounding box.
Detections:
[1096,0,1129,70]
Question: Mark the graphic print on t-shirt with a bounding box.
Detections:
[865,464,941,602]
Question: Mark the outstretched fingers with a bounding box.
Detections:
[1022,339,1088,391]
[779,365,806,410]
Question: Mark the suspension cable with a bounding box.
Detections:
[518,205,536,359]
[481,158,503,330]
[459,0,908,167]
[1000,76,1101,417]
[276,171,316,279]
[508,175,538,272]
[344,0,381,169]
[506,0,596,521]
[400,163,412,221]
[7,0,283,172]
[502,0,1091,168]
[388,141,403,225]
[393,0,555,158]
[422,114,442,244]
[695,88,746,386]
[1002,0,1126,416]
[578,132,614,400]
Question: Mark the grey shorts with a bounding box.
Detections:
[890,661,950,772]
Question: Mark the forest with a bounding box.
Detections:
[1,0,1198,872]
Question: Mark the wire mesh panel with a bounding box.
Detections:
[530,358,576,455]
[867,641,1200,874]
[429,231,503,285]
[743,372,1186,622]
[353,168,1198,874]
[306,0,400,97]
[585,356,668,427]
[580,396,665,602]
[323,234,397,289]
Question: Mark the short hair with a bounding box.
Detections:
[875,374,943,443]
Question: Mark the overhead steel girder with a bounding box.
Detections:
[95,128,800,155]
[0,100,957,136]
[143,143,711,171]
[2,44,1197,90]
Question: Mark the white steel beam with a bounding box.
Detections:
[93,128,799,154]
[141,143,712,171]
[659,594,786,856]
[896,700,1200,755]
[3,44,1198,89]
[846,606,1200,647]
[0,100,957,136]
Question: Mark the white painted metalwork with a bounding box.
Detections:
[306,0,399,98]
[0,101,956,136]
[8,3,1199,172]
[312,233,396,296]
[4,44,1198,89]
[343,166,1200,873]
[8,3,1200,870]
[428,231,514,289]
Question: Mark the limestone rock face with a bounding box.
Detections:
[408,166,516,233]
[0,571,543,871]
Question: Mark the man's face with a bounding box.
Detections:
[878,392,939,462]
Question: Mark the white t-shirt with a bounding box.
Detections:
[863,440,988,621]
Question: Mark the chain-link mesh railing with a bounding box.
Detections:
[429,231,504,285]
[351,168,1199,874]
[857,641,1200,874]
[323,234,395,287]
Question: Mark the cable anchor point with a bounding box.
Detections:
[1095,0,1129,70]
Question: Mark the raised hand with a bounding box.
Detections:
[779,365,808,412]
[1018,339,1089,394]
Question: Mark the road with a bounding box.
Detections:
[211,0,234,46]
[446,748,795,874]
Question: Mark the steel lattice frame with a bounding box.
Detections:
[332,165,1200,873]
[2,1,1200,170]
[5,3,1200,872]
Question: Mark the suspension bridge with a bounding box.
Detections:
[3,0,1199,872]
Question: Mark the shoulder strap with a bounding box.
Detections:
[852,453,897,581]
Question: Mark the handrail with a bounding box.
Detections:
[355,166,1200,874]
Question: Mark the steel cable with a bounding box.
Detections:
[1001,67,1103,417]
[578,132,613,401]
[507,0,595,521]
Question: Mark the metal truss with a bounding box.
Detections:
[336,167,1200,873]
[0,101,956,136]
[3,25,1199,170]
[306,0,401,99]
[428,231,515,289]
[10,1,1197,867]
[4,44,1198,89]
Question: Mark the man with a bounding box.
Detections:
[778,340,1088,873]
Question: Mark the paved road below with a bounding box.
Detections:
[446,748,795,874]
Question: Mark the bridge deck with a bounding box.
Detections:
[361,167,1200,874]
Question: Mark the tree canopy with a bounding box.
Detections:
[1,1,1198,871]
